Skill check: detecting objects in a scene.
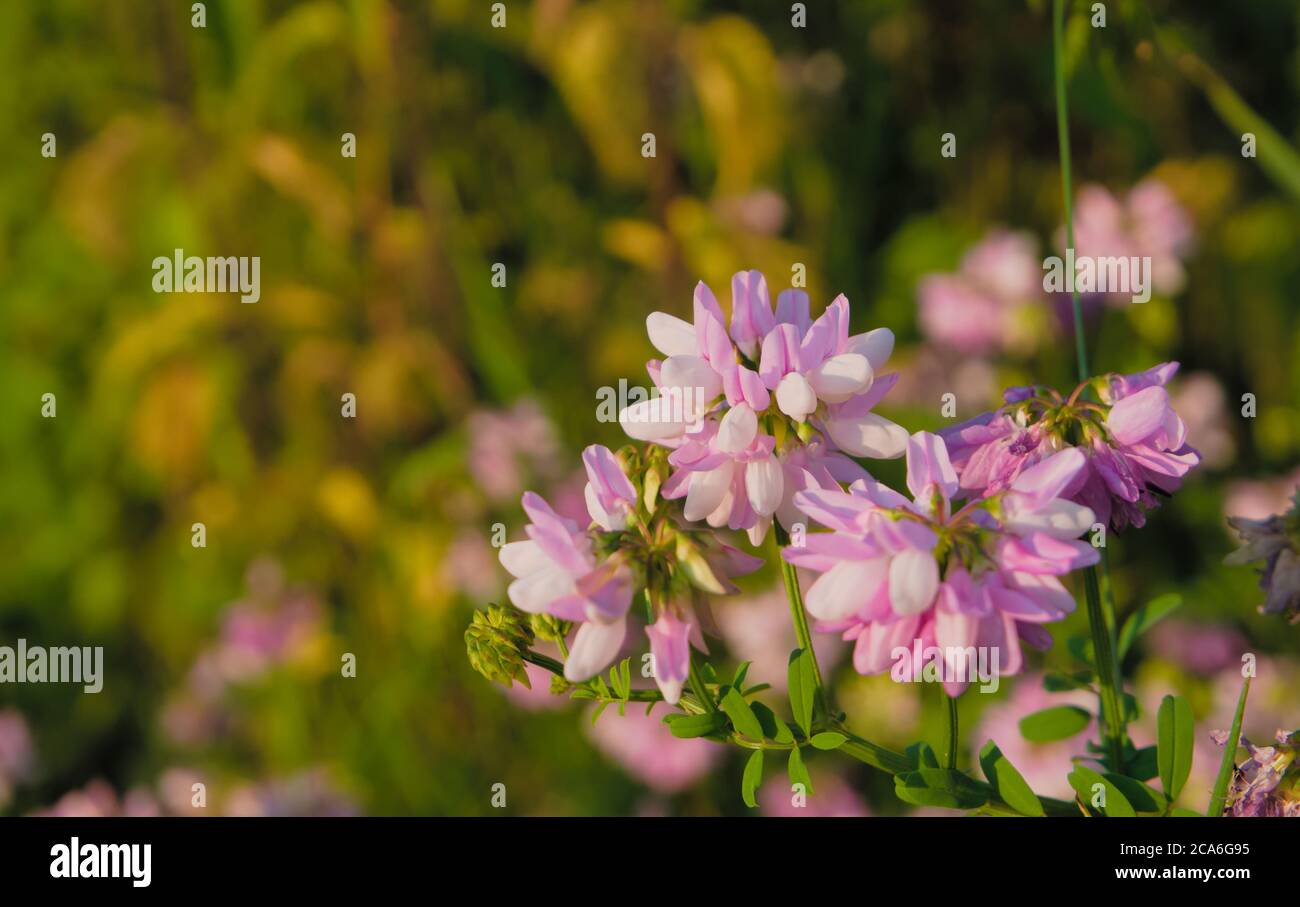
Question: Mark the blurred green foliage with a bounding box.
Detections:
[0,0,1298,816]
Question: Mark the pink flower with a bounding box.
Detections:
[585,704,721,794]
[582,444,638,531]
[500,445,760,703]
[499,490,635,679]
[627,271,906,541]
[784,432,1097,695]
[941,362,1200,531]
[1061,180,1194,305]
[918,229,1043,355]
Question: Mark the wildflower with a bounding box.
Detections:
[784,432,1097,695]
[1063,180,1194,305]
[1212,729,1300,817]
[497,444,760,703]
[623,271,906,541]
[918,229,1043,356]
[941,362,1199,531]
[1226,490,1300,622]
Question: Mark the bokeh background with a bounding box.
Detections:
[1,0,1298,816]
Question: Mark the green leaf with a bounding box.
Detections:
[1126,745,1159,782]
[1068,765,1136,817]
[750,701,780,740]
[1208,675,1251,817]
[666,712,727,739]
[906,741,941,770]
[1066,635,1094,667]
[1117,593,1182,660]
[731,661,751,691]
[1171,807,1205,817]
[978,741,1044,817]
[787,648,816,736]
[787,747,814,795]
[1043,670,1094,692]
[1019,705,1091,743]
[1103,773,1167,814]
[894,769,988,810]
[810,732,848,751]
[1156,694,1194,801]
[720,688,765,740]
[741,750,763,808]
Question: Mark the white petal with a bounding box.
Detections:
[684,461,735,522]
[746,457,784,517]
[564,617,628,682]
[498,540,549,577]
[715,403,758,454]
[747,516,771,546]
[775,372,818,422]
[646,312,697,358]
[888,549,939,616]
[826,412,909,459]
[846,328,894,371]
[1001,496,1095,539]
[618,399,687,441]
[808,353,873,404]
[659,355,722,408]
[507,566,576,614]
[806,558,888,621]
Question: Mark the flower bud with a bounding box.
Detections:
[465,605,535,689]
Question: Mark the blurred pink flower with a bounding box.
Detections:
[585,704,722,794]
[1224,469,1300,523]
[224,769,358,816]
[1171,371,1234,470]
[444,531,502,600]
[1145,619,1249,676]
[713,585,845,694]
[32,779,160,817]
[918,229,1043,355]
[1061,180,1194,305]
[760,770,869,816]
[972,675,1095,799]
[468,399,562,502]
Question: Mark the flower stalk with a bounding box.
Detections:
[1053,0,1129,769]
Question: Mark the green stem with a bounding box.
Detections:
[1053,0,1128,769]
[1053,0,1088,383]
[773,524,825,696]
[1084,567,1127,769]
[1207,675,1251,817]
[944,693,959,771]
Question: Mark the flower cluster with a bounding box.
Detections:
[784,431,1098,694]
[941,362,1200,531]
[620,273,907,545]
[495,442,762,703]
[1212,729,1300,817]
[473,270,1202,721]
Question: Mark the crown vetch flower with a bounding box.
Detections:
[498,444,761,703]
[783,432,1097,695]
[1226,489,1300,623]
[940,361,1199,531]
[621,270,907,541]
[1212,729,1300,817]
